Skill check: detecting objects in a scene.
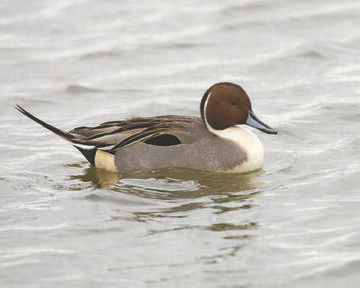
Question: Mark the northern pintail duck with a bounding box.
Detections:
[16,82,277,173]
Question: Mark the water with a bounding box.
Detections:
[1,0,360,287]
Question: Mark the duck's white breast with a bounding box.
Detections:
[213,126,264,173]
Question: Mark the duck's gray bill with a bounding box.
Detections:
[246,111,278,134]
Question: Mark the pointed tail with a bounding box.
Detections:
[15,105,75,142]
[15,105,108,168]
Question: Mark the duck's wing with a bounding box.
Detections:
[70,115,197,152]
[15,105,198,153]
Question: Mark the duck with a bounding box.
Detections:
[15,82,277,173]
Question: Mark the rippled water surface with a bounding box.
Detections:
[1,1,360,287]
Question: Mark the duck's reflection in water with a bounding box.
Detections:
[72,165,262,196]
[71,165,264,237]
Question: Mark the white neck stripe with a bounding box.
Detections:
[203,91,215,133]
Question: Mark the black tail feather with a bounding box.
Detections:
[16,105,98,166]
[15,105,74,142]
[73,146,97,166]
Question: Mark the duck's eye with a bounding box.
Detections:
[231,101,237,106]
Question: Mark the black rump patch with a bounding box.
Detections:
[144,134,182,146]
